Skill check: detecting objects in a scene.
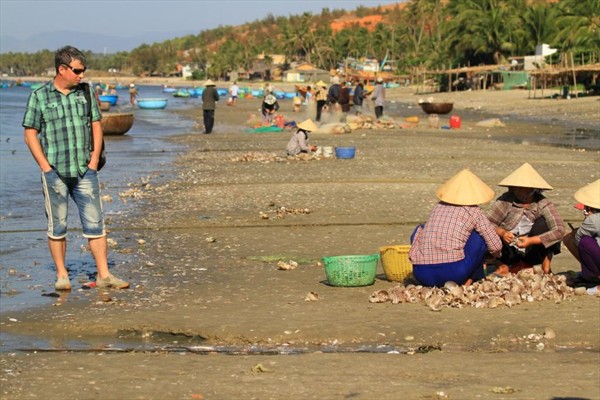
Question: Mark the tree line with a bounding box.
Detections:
[1,0,597,79]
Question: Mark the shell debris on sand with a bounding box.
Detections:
[369,266,574,311]
[260,204,311,220]
[304,291,320,301]
[277,260,298,270]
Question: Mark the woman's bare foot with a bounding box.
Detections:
[541,256,552,274]
[492,264,510,276]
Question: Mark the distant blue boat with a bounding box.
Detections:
[99,94,118,106]
[217,88,228,96]
[189,88,203,97]
[284,92,296,99]
[251,89,264,97]
[137,98,168,109]
[163,87,176,93]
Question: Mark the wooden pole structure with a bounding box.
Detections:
[571,52,578,98]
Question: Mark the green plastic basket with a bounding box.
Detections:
[322,254,379,287]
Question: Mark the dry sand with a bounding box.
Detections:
[1,85,599,400]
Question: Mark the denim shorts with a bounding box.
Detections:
[41,168,105,239]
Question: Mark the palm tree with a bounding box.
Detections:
[555,0,600,55]
[519,3,560,55]
[443,0,523,65]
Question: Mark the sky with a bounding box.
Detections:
[0,0,404,52]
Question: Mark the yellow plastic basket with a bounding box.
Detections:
[379,245,413,282]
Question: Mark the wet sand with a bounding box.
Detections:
[1,86,599,399]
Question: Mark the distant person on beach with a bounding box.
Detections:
[229,81,239,106]
[314,81,328,122]
[353,81,365,115]
[327,76,341,113]
[201,79,219,134]
[488,163,565,276]
[22,45,129,291]
[128,83,137,106]
[286,119,318,156]
[562,180,600,295]
[409,169,502,287]
[371,77,386,119]
[261,92,279,125]
[339,81,351,122]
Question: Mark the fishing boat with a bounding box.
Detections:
[173,89,191,98]
[101,112,134,135]
[419,102,454,115]
[99,94,118,106]
[137,98,168,109]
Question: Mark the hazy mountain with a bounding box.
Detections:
[0,29,197,54]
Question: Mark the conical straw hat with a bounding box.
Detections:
[435,169,495,206]
[204,79,215,86]
[316,80,326,88]
[297,119,318,132]
[497,162,553,190]
[574,179,600,209]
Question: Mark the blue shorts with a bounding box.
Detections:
[41,168,105,239]
[411,226,487,287]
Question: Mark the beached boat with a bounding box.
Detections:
[173,89,191,98]
[99,94,118,106]
[101,112,134,135]
[137,98,168,109]
[419,102,454,115]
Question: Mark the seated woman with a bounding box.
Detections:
[286,119,317,156]
[488,163,565,275]
[562,179,600,295]
[261,92,279,125]
[409,169,502,287]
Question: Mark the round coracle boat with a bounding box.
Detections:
[419,102,454,115]
[101,112,134,135]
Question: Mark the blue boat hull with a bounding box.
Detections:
[137,98,168,109]
[99,95,118,106]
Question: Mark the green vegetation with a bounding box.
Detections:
[1,0,597,78]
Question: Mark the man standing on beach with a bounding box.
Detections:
[371,76,386,119]
[22,45,129,291]
[202,79,219,134]
[229,81,239,106]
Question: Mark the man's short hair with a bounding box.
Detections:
[55,46,86,72]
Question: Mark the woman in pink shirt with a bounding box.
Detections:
[409,169,502,287]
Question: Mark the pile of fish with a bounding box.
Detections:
[369,266,574,311]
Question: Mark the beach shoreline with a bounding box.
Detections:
[1,88,599,399]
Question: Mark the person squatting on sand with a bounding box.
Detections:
[261,90,280,125]
[201,79,219,134]
[408,169,502,287]
[562,179,600,295]
[286,119,318,156]
[22,45,129,290]
[488,163,565,275]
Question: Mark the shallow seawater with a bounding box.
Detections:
[0,85,197,313]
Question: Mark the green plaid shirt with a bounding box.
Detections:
[22,81,101,178]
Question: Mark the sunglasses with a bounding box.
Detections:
[62,64,86,75]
